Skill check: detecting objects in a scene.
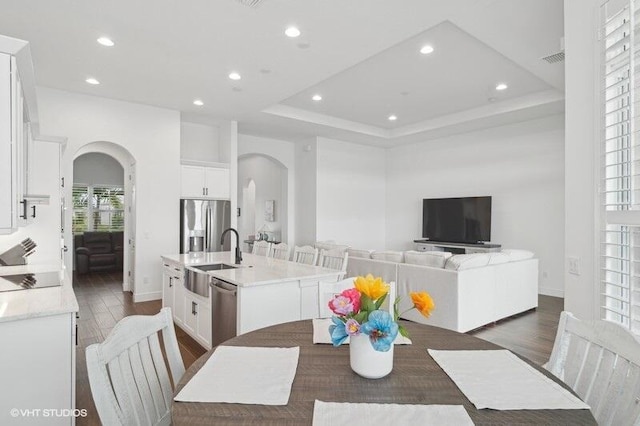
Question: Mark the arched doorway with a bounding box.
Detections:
[237,154,288,252]
[71,142,136,293]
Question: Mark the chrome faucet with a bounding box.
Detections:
[220,228,242,264]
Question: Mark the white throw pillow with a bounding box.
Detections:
[404,250,452,268]
[487,252,510,265]
[347,248,373,259]
[445,254,491,270]
[371,251,404,263]
[501,249,535,262]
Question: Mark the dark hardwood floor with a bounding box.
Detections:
[73,272,562,425]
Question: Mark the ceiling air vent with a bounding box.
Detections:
[541,51,565,64]
[236,0,266,7]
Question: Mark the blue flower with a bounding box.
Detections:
[329,316,348,346]
[360,310,398,352]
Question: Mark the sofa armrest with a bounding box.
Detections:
[75,247,90,256]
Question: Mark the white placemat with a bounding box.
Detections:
[312,318,411,345]
[174,345,299,405]
[428,349,590,410]
[312,400,474,426]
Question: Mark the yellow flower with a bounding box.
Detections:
[354,274,389,301]
[410,291,435,318]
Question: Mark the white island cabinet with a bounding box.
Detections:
[0,265,78,426]
[161,252,341,349]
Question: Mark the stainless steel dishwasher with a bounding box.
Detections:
[210,277,237,347]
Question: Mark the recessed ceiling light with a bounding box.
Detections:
[85,77,100,85]
[228,72,242,80]
[420,45,434,55]
[193,99,204,106]
[285,26,301,38]
[312,94,322,101]
[97,37,114,47]
[495,83,508,91]
[388,114,398,121]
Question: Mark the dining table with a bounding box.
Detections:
[171,319,596,425]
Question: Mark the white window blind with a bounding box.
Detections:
[72,184,124,235]
[600,0,640,333]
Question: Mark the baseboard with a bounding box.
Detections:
[539,287,564,298]
[133,291,162,303]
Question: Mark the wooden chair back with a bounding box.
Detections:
[251,240,272,257]
[270,243,290,260]
[546,311,640,426]
[86,308,185,426]
[318,248,349,279]
[292,245,318,265]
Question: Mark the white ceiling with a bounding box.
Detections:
[0,0,565,146]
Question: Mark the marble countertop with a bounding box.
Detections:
[0,263,79,323]
[161,252,341,287]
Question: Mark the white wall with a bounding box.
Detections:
[239,134,295,248]
[563,0,598,319]
[316,137,387,250]
[295,139,317,246]
[386,115,565,296]
[237,156,286,246]
[37,87,181,302]
[73,152,124,186]
[180,121,220,162]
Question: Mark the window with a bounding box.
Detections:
[72,184,124,234]
[600,0,640,333]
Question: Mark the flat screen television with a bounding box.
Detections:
[422,196,492,244]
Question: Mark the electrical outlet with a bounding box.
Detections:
[568,257,581,275]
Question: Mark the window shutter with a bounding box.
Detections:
[600,0,640,333]
[72,184,89,234]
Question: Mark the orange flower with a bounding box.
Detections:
[410,291,435,317]
[354,274,389,301]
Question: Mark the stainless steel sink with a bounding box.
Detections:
[192,263,238,272]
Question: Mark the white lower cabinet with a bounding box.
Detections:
[183,290,212,349]
[0,312,76,425]
[162,261,185,326]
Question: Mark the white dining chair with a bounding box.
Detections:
[545,311,640,426]
[86,308,185,426]
[270,243,290,260]
[252,240,272,257]
[318,278,396,319]
[292,245,318,265]
[318,248,349,279]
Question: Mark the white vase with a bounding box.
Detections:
[349,333,394,379]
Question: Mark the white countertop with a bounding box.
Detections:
[0,263,79,323]
[161,252,341,287]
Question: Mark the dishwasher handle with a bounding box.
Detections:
[211,279,237,296]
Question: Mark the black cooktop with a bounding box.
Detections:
[0,271,62,292]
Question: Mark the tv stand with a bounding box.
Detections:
[413,240,501,254]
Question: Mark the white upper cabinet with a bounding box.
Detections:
[180,164,230,199]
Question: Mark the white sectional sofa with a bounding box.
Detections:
[346,250,538,333]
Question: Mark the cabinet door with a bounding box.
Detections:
[173,275,185,326]
[204,167,230,199]
[161,268,175,312]
[196,302,212,349]
[183,293,198,335]
[0,53,13,232]
[181,165,206,198]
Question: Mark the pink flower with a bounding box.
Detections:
[345,318,361,336]
[328,288,361,316]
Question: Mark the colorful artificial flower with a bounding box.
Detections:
[329,316,348,346]
[328,288,361,316]
[410,291,435,318]
[354,274,389,301]
[344,318,361,336]
[360,310,398,352]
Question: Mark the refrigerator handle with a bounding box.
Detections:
[205,207,209,251]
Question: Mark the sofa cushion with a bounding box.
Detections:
[445,253,492,270]
[371,251,404,263]
[82,232,113,254]
[347,248,373,259]
[487,252,510,265]
[90,253,117,267]
[404,250,452,268]
[502,249,535,262]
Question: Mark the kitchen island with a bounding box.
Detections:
[160,252,342,349]
[0,263,78,426]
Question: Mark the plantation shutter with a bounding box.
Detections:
[600,0,640,333]
[72,184,89,234]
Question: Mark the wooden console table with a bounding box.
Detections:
[413,240,501,254]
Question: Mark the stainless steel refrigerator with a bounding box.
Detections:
[180,199,231,254]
